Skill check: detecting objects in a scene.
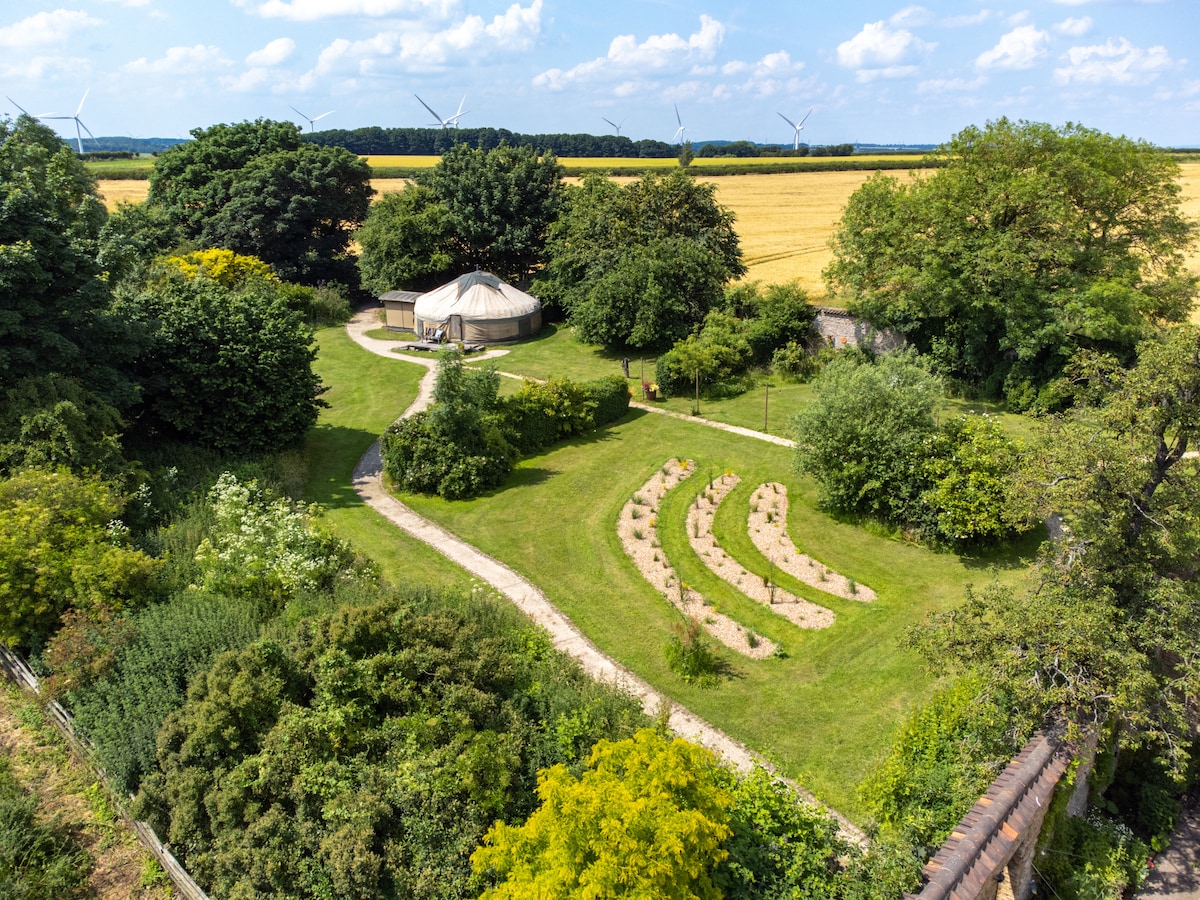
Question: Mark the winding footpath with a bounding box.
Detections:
[343,308,864,842]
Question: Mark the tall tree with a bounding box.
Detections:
[355,183,455,294]
[536,169,745,349]
[911,326,1200,771]
[204,143,372,284]
[826,119,1196,408]
[429,142,563,282]
[148,120,371,284]
[0,116,133,408]
[148,119,301,235]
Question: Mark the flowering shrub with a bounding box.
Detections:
[193,473,355,603]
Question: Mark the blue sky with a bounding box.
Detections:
[2,0,1196,148]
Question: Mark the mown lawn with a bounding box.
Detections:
[312,322,1037,820]
[303,325,474,590]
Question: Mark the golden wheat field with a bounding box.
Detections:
[97,161,1200,303]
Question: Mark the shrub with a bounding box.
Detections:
[1036,813,1150,899]
[581,375,632,427]
[665,616,723,687]
[772,340,818,380]
[0,757,91,898]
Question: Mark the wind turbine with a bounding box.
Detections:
[672,104,687,145]
[6,96,32,117]
[602,116,625,136]
[415,94,467,128]
[43,89,96,154]
[290,105,335,132]
[778,108,813,151]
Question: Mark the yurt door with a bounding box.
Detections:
[448,315,463,341]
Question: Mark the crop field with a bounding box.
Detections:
[361,154,927,170]
[95,161,1200,303]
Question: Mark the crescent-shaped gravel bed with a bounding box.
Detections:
[687,474,835,630]
[748,483,877,602]
[617,460,776,660]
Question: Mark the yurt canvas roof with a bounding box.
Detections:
[413,271,540,321]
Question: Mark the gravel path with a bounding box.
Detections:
[342,305,865,843]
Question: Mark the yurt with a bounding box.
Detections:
[412,271,543,344]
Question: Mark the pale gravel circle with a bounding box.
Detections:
[748,483,876,602]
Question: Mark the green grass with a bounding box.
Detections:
[481,327,1032,441]
[307,319,1038,820]
[304,326,473,590]
[391,409,1034,820]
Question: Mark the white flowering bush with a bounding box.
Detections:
[193,473,355,603]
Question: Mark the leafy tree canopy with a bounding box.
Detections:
[0,115,133,409]
[356,183,455,294]
[825,119,1196,408]
[428,142,564,282]
[114,269,324,453]
[148,120,372,284]
[535,169,746,349]
[472,727,732,900]
[910,326,1200,772]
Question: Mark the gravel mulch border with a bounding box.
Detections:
[748,483,876,602]
[617,460,776,660]
[688,473,835,630]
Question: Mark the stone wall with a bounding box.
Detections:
[811,306,905,353]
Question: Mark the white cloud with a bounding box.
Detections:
[917,75,987,93]
[976,25,1049,70]
[855,65,918,83]
[535,14,724,90]
[222,68,270,91]
[942,11,991,27]
[398,0,542,66]
[246,37,295,66]
[1,54,89,81]
[890,6,935,28]
[0,10,102,47]
[233,0,456,21]
[1054,16,1092,37]
[725,51,806,97]
[296,0,539,81]
[123,45,232,75]
[1054,37,1178,85]
[836,21,935,70]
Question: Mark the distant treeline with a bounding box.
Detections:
[302,126,858,159]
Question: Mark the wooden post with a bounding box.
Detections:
[764,384,769,433]
[694,369,700,415]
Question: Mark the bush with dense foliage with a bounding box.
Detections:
[535,170,745,349]
[792,350,941,526]
[0,468,160,650]
[114,268,325,453]
[133,592,646,900]
[472,728,732,900]
[826,118,1196,408]
[382,351,630,499]
[63,473,360,792]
